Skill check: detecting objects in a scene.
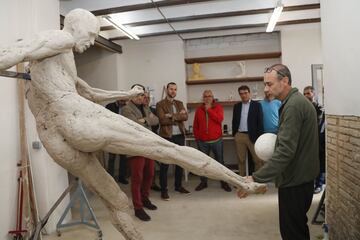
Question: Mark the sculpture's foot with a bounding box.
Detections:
[110,211,144,240]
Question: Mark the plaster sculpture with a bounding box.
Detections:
[255,133,277,161]
[0,9,266,240]
[235,61,246,78]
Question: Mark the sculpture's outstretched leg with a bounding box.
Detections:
[38,128,143,240]
[76,153,143,240]
[59,112,266,194]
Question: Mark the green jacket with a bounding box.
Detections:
[253,88,319,188]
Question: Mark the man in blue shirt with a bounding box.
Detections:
[260,92,281,134]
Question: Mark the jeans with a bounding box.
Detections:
[108,153,127,180]
[197,139,224,183]
[159,134,185,191]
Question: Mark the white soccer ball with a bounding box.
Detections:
[255,133,277,161]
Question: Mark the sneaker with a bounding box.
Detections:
[314,186,322,194]
[175,186,191,194]
[135,209,151,221]
[118,177,129,185]
[195,182,208,191]
[161,191,170,201]
[151,184,161,192]
[221,181,232,192]
[142,198,157,210]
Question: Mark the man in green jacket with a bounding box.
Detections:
[237,64,319,240]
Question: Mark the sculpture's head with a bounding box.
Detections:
[192,63,200,74]
[63,8,100,53]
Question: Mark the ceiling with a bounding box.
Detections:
[60,0,320,45]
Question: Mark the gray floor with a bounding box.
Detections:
[44,175,324,240]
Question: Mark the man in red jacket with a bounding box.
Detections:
[193,90,232,192]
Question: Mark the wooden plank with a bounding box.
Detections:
[100,3,320,29]
[186,76,263,85]
[187,101,239,109]
[109,18,321,40]
[126,3,321,27]
[92,0,213,16]
[16,64,39,238]
[185,52,281,64]
[94,35,122,53]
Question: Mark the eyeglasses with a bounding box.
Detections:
[264,67,286,78]
[203,95,213,98]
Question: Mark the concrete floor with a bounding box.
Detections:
[43,175,324,240]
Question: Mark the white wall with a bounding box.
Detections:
[75,47,119,91]
[76,36,187,106]
[320,0,360,116]
[280,23,323,94]
[117,37,187,106]
[0,0,69,237]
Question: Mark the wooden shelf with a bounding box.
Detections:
[187,101,239,109]
[186,76,263,85]
[186,134,233,139]
[185,52,281,64]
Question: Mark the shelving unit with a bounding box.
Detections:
[185,51,280,85]
[186,76,263,85]
[187,101,239,109]
[185,51,281,64]
[184,34,281,168]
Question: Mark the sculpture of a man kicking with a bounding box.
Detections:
[0,9,265,240]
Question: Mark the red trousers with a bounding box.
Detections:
[129,156,155,209]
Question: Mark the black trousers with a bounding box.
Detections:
[278,181,314,240]
[159,134,185,191]
[108,153,127,179]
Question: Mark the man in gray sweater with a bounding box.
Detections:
[238,64,319,240]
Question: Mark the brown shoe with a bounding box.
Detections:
[175,186,190,194]
[221,181,232,192]
[135,208,151,221]
[161,191,170,201]
[195,182,208,191]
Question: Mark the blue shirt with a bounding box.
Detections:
[260,99,281,133]
[238,101,250,132]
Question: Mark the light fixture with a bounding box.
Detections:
[103,16,140,40]
[266,0,284,33]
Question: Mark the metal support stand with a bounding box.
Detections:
[56,179,102,239]
[30,180,76,240]
[312,187,326,225]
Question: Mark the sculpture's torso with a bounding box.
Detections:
[26,51,120,152]
[28,51,78,115]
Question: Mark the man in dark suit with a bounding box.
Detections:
[232,85,264,176]
[105,99,129,184]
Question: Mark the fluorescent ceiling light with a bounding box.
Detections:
[103,16,140,40]
[266,0,283,33]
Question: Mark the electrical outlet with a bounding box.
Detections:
[32,141,42,150]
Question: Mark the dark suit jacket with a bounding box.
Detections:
[232,100,264,143]
[106,101,121,114]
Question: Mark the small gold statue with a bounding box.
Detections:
[189,63,205,80]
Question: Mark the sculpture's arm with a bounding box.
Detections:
[0,30,74,70]
[76,77,143,103]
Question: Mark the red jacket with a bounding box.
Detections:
[193,102,224,141]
